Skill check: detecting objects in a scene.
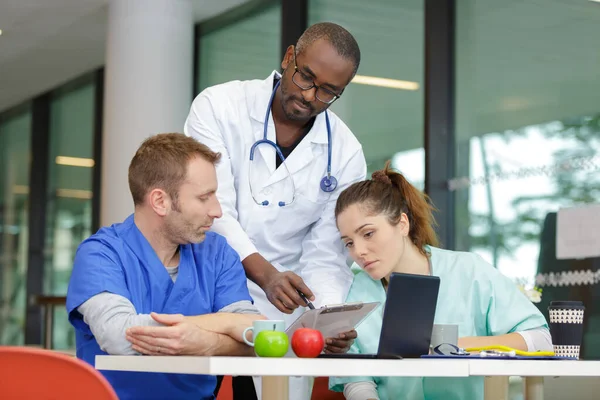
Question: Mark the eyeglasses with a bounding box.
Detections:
[291,49,342,105]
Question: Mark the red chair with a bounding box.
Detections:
[0,346,118,400]
[312,377,345,400]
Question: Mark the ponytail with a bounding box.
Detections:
[335,160,439,255]
[385,161,439,252]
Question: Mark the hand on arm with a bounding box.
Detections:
[126,312,264,356]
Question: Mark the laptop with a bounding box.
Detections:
[318,272,440,359]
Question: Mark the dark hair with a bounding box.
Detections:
[335,160,439,255]
[296,22,361,77]
[128,133,221,206]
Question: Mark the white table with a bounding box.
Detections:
[95,355,600,400]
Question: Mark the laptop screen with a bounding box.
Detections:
[377,272,441,358]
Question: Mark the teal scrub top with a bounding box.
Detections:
[329,246,548,400]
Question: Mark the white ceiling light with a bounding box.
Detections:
[351,75,420,91]
[13,185,29,195]
[56,188,93,200]
[0,29,3,36]
[56,156,95,167]
[12,186,93,200]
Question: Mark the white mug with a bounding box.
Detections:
[242,320,286,347]
[430,324,459,349]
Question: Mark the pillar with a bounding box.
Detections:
[101,0,193,226]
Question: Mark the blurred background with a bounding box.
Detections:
[0,2,599,396]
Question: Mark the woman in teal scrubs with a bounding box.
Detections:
[329,161,552,400]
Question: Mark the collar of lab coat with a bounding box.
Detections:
[249,70,330,145]
[248,71,332,186]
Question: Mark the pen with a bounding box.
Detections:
[298,291,315,310]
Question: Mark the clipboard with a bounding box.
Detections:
[285,301,380,338]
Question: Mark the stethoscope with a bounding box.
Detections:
[248,79,337,207]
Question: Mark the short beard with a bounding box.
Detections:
[279,78,315,122]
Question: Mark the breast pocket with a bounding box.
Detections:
[293,191,328,221]
[269,190,329,240]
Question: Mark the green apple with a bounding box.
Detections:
[254,330,289,357]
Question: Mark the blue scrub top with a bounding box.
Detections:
[329,246,549,400]
[66,214,253,400]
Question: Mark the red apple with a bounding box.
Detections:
[291,328,324,358]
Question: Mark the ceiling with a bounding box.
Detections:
[1,0,599,166]
[0,0,249,112]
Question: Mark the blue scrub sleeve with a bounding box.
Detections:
[212,240,254,312]
[473,256,549,336]
[66,238,131,331]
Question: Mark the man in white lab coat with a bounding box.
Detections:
[185,22,366,400]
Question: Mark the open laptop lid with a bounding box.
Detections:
[377,272,441,358]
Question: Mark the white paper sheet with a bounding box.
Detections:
[556,204,600,259]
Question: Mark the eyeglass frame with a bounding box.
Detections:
[290,47,343,105]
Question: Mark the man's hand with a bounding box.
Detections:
[126,312,220,356]
[242,253,315,314]
[323,330,357,354]
[262,271,315,314]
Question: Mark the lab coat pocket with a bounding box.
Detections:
[292,191,328,222]
[270,192,327,240]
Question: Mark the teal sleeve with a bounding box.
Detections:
[472,254,548,336]
[328,340,377,392]
[329,268,380,392]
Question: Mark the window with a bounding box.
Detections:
[45,76,96,349]
[0,106,32,345]
[454,0,600,358]
[309,0,424,187]
[197,2,281,92]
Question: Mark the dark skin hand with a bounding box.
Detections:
[243,253,315,314]
[242,255,357,353]
[324,330,358,354]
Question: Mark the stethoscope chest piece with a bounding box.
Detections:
[320,175,337,192]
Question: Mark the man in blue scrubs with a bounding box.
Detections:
[66,133,264,400]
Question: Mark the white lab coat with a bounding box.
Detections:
[185,70,366,317]
[185,71,366,399]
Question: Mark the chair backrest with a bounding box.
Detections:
[0,346,118,400]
